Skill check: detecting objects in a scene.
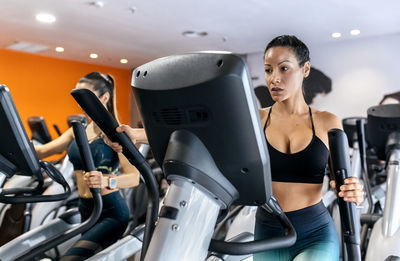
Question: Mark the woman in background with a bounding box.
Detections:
[35,72,140,260]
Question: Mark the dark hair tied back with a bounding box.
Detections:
[264,35,310,66]
[78,72,117,121]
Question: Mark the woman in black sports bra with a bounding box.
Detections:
[35,72,140,260]
[253,35,364,260]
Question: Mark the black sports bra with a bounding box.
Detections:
[67,137,119,174]
[264,106,329,184]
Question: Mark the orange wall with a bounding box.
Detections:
[0,49,132,140]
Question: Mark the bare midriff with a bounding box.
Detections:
[74,170,119,198]
[272,181,323,212]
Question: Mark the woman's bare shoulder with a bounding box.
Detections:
[312,108,343,131]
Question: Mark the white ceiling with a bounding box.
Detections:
[1,0,399,69]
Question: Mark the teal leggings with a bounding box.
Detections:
[254,201,339,261]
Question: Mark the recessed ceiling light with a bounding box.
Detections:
[350,29,361,36]
[120,58,128,64]
[182,31,208,38]
[331,32,341,38]
[55,47,64,52]
[36,13,56,23]
[89,53,98,59]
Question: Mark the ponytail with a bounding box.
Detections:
[78,72,119,123]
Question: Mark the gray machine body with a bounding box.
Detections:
[0,211,79,260]
[86,228,144,261]
[0,175,32,225]
[366,149,400,261]
[145,177,222,261]
[30,156,75,229]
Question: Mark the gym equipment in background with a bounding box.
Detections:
[67,114,88,128]
[0,84,70,204]
[0,84,101,260]
[27,116,52,145]
[365,104,400,261]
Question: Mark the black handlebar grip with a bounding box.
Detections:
[328,128,361,261]
[71,120,100,194]
[71,121,95,171]
[329,129,352,172]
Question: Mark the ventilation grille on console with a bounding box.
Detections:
[153,107,209,125]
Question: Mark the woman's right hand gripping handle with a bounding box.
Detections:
[103,125,148,153]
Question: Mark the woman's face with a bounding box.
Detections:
[264,46,310,102]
